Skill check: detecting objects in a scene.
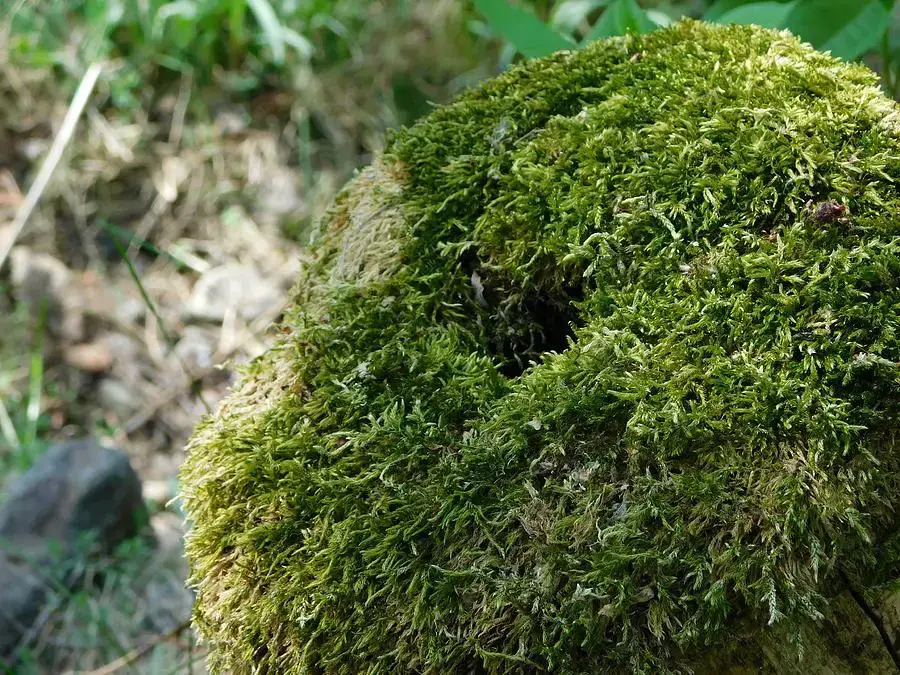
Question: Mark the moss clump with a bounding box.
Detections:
[180,20,900,673]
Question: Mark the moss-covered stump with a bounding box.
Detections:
[180,20,900,673]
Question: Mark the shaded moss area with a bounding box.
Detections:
[181,21,900,673]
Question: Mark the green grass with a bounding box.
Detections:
[8,0,347,86]
[4,0,491,118]
[0,299,51,478]
[2,532,195,674]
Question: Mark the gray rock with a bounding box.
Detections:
[0,440,146,554]
[186,263,281,322]
[141,574,193,633]
[0,440,148,660]
[173,326,215,374]
[97,377,143,419]
[9,247,70,310]
[0,553,48,658]
[8,247,84,341]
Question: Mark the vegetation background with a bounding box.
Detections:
[0,0,898,671]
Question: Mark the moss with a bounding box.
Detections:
[180,20,900,673]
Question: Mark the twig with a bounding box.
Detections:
[168,68,193,148]
[124,356,237,434]
[10,592,66,666]
[840,569,900,671]
[75,619,190,675]
[0,63,103,274]
[0,398,20,451]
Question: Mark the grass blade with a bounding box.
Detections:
[246,0,286,64]
[550,0,609,33]
[99,220,193,271]
[109,233,212,415]
[109,235,174,347]
[0,397,20,451]
[24,316,45,450]
[0,63,102,275]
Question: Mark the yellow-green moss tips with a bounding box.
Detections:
[180,20,900,673]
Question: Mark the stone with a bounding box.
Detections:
[64,340,114,373]
[0,440,148,660]
[255,166,302,218]
[140,573,194,634]
[0,439,146,556]
[0,553,49,659]
[140,512,194,634]
[97,377,142,419]
[144,479,176,507]
[186,263,281,322]
[8,247,83,341]
[173,326,215,374]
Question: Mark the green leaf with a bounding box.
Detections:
[584,0,656,41]
[646,9,674,27]
[246,0,285,64]
[550,0,609,33]
[474,0,574,58]
[714,1,797,29]
[783,0,893,60]
[704,0,779,20]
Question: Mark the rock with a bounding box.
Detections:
[186,263,280,322]
[697,591,900,673]
[0,553,48,658]
[255,167,302,218]
[144,479,176,508]
[9,246,69,305]
[0,440,146,556]
[140,573,193,634]
[8,247,83,340]
[151,511,185,556]
[64,341,114,373]
[173,326,215,374]
[0,440,148,660]
[97,378,142,419]
[872,589,900,656]
[113,296,147,324]
[180,21,900,673]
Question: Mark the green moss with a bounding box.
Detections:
[180,20,900,673]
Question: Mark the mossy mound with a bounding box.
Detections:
[181,20,900,673]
